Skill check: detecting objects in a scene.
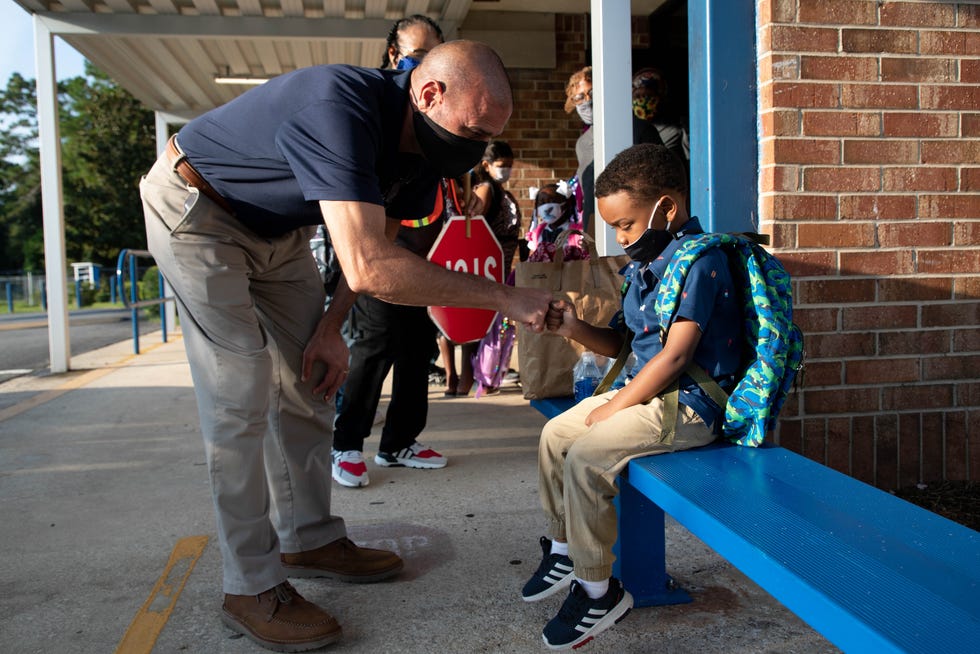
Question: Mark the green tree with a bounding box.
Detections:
[61,66,156,264]
[0,73,43,272]
[0,63,156,272]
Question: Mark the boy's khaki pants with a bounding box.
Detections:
[141,155,346,595]
[539,390,716,581]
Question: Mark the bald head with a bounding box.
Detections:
[412,40,513,139]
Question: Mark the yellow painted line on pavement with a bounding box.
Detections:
[0,339,172,423]
[115,535,210,654]
[0,319,47,330]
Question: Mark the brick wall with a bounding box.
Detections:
[499,14,650,232]
[758,0,980,490]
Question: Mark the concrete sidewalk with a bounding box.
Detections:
[0,333,836,654]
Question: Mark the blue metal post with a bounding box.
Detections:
[41,280,47,310]
[5,283,12,313]
[688,0,758,232]
[158,270,168,343]
[75,279,82,308]
[614,476,692,607]
[129,254,140,354]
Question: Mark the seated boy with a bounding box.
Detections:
[522,143,743,650]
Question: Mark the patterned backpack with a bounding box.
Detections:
[654,233,804,447]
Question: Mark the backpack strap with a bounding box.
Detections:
[657,364,731,444]
[593,331,633,395]
[685,364,732,410]
[593,266,635,397]
[660,380,679,445]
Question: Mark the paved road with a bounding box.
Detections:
[0,309,161,383]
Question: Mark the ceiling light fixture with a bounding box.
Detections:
[214,75,271,86]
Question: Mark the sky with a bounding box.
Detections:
[1,2,88,84]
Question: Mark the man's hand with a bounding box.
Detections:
[301,315,350,401]
[502,286,552,333]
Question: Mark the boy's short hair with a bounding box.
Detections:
[595,143,688,203]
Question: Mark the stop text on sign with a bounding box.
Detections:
[426,214,504,344]
[442,256,498,280]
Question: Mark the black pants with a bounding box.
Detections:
[333,294,437,453]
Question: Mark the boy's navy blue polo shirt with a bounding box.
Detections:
[177,65,439,238]
[614,217,743,431]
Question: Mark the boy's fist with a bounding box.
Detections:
[546,300,575,336]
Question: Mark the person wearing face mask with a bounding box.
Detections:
[520,144,742,650]
[564,66,662,238]
[139,40,552,652]
[436,140,523,397]
[631,67,690,168]
[381,14,444,71]
[331,14,453,488]
[525,182,585,263]
[471,140,520,276]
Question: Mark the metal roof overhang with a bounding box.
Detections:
[17,0,668,119]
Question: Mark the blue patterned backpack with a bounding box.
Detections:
[654,233,804,446]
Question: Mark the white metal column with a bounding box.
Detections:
[154,111,178,334]
[34,16,70,373]
[589,0,633,257]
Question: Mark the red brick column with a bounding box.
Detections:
[758,0,979,489]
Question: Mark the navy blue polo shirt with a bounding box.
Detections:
[177,65,439,238]
[613,217,743,430]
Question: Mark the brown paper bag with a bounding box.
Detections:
[515,233,629,399]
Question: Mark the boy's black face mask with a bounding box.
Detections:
[413,108,487,179]
[623,199,675,263]
[623,228,674,264]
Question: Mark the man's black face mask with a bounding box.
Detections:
[412,108,487,179]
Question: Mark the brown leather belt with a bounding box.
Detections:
[165,134,235,215]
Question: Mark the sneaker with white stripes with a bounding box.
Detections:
[331,449,369,488]
[374,442,447,469]
[522,537,574,602]
[541,578,633,651]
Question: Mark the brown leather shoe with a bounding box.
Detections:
[221,581,341,652]
[281,537,404,583]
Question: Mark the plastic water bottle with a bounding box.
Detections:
[573,351,604,402]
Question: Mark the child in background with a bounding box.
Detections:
[439,141,521,396]
[526,182,587,263]
[471,140,521,276]
[521,144,743,650]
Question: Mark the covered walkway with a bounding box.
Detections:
[0,334,835,653]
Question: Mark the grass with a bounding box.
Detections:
[2,299,165,321]
[2,299,127,314]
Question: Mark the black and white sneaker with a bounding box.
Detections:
[521,537,574,602]
[374,442,447,469]
[541,578,633,651]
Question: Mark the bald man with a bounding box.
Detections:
[140,40,550,651]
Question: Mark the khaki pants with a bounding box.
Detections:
[538,390,716,581]
[140,154,345,595]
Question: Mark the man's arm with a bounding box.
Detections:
[301,216,403,400]
[321,199,551,326]
[301,274,355,401]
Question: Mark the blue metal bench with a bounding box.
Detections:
[530,397,980,653]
